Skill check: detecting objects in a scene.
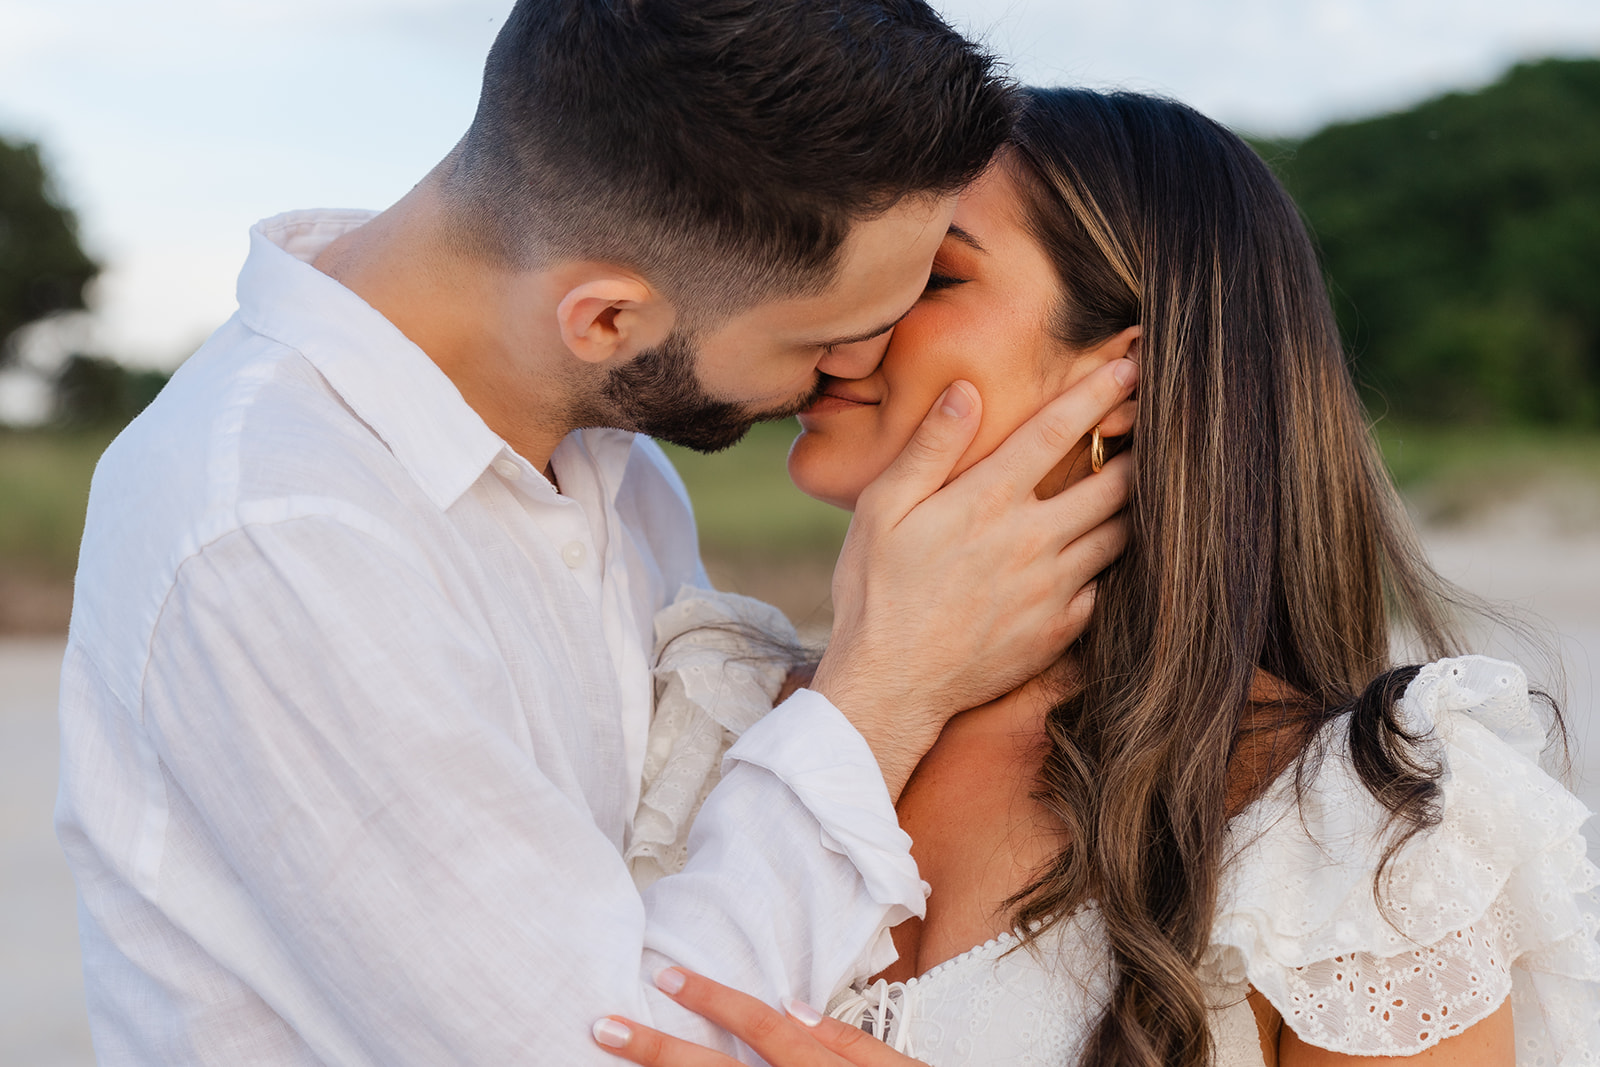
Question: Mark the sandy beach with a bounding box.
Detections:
[0,637,89,1066]
[4,522,1597,1064]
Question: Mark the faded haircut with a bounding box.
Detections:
[441,0,1015,323]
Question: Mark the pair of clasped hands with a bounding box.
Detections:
[600,359,1139,1067]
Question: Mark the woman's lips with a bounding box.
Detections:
[806,388,879,410]
[798,391,879,424]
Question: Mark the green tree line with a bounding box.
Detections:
[1264,56,1600,425]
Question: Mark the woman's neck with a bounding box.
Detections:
[879,659,1305,984]
[877,665,1074,982]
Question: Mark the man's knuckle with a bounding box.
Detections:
[905,429,948,465]
[1035,415,1078,456]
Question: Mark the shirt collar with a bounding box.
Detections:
[235,209,509,511]
[559,428,646,502]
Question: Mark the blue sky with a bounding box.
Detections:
[2,0,1598,381]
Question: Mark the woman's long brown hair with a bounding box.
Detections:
[1002,89,1559,1067]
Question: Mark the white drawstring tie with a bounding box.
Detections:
[827,979,912,1055]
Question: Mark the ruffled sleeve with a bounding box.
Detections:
[625,585,799,890]
[1203,656,1600,1063]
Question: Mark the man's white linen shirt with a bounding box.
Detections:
[56,210,925,1065]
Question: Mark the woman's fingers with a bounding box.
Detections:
[649,969,839,1067]
[591,1015,741,1067]
[592,969,935,1067]
[782,1002,929,1066]
[648,968,934,1067]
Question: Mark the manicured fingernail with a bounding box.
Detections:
[1113,359,1138,386]
[593,1018,632,1048]
[782,997,823,1027]
[940,382,974,418]
[655,967,686,994]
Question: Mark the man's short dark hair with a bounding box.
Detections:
[443,0,1014,320]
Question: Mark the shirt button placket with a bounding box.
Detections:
[561,540,587,569]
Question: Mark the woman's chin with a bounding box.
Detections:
[787,435,870,513]
[789,471,864,513]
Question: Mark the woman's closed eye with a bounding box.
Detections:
[921,271,968,295]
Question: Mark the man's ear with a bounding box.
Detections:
[554,273,677,365]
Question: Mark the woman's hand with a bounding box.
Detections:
[593,968,928,1067]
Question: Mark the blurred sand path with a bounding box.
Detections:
[0,638,91,1066]
[1423,522,1600,830]
[3,523,1597,1064]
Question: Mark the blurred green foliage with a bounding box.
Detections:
[53,354,170,428]
[0,427,118,579]
[0,136,98,365]
[1263,57,1600,425]
[658,420,849,557]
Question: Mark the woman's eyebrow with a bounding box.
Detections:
[946,223,987,253]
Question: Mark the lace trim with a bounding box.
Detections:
[1273,921,1515,1052]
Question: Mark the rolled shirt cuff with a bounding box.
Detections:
[724,687,928,917]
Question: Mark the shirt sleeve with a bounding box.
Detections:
[137,513,924,1065]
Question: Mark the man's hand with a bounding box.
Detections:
[810,358,1137,800]
[594,968,925,1067]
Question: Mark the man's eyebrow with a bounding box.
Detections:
[945,223,987,253]
[804,304,916,349]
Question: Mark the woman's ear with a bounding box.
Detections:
[554,273,677,365]
[1097,324,1141,365]
[1062,329,1139,438]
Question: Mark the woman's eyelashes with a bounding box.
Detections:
[922,271,968,295]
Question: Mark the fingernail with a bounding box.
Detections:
[1113,359,1138,386]
[782,997,823,1027]
[592,1018,632,1048]
[940,382,974,418]
[654,967,686,995]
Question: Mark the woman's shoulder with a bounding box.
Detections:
[1205,655,1600,1060]
[1217,655,1582,949]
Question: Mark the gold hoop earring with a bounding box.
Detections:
[1090,425,1106,474]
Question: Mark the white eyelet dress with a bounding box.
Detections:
[825,917,1267,1066]
[635,598,1600,1066]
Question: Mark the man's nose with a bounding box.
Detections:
[816,330,893,379]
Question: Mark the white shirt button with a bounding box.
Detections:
[493,458,521,480]
[561,540,587,568]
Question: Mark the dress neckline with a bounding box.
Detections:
[901,929,1021,985]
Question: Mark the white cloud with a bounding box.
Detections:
[935,0,1600,133]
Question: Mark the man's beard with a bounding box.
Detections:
[589,328,822,454]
